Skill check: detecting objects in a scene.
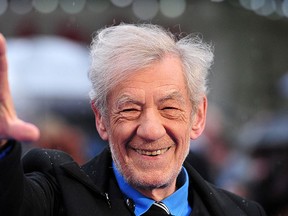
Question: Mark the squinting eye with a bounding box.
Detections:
[122,108,139,112]
[161,106,182,119]
[163,107,177,110]
[119,108,141,120]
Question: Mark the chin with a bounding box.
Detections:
[129,176,171,191]
[125,169,180,191]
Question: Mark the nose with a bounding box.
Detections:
[137,108,166,141]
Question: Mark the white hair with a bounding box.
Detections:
[88,23,214,116]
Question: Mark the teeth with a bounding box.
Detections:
[135,148,169,156]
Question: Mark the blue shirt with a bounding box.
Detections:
[113,163,192,216]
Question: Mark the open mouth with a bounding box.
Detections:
[133,147,171,156]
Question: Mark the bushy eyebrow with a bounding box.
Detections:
[115,91,186,108]
[158,91,186,105]
[116,94,143,108]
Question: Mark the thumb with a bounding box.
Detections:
[9,120,40,142]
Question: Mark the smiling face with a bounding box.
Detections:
[93,55,207,200]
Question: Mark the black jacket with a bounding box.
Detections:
[0,141,266,216]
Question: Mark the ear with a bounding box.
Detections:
[190,96,207,140]
[91,102,109,141]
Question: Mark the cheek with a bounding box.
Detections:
[111,119,138,139]
[108,123,135,152]
[178,138,190,155]
[171,120,192,142]
[175,129,192,154]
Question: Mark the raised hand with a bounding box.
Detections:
[0,33,39,146]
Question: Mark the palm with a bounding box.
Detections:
[0,34,39,142]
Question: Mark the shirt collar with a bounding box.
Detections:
[113,162,192,216]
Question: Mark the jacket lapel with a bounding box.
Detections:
[61,148,134,215]
[60,161,103,194]
[60,147,113,194]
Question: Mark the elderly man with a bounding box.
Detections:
[0,23,266,216]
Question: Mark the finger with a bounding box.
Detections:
[0,33,7,71]
[0,35,40,142]
[0,33,9,92]
[10,120,40,142]
[0,33,6,55]
[0,33,17,117]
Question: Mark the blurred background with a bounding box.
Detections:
[1,0,288,215]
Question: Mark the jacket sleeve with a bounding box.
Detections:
[0,141,63,216]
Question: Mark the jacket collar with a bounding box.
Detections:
[60,147,113,195]
[81,147,113,192]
